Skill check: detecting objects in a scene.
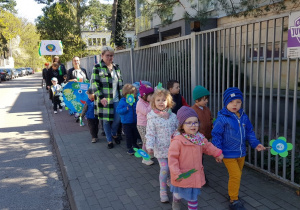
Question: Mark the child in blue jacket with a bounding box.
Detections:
[81,88,99,143]
[116,84,139,155]
[212,87,265,210]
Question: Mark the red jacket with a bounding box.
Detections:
[168,134,221,188]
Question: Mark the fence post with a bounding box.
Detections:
[191,32,198,101]
[130,47,135,83]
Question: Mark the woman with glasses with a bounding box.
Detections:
[91,46,123,149]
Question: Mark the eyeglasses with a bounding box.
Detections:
[183,121,199,127]
[105,54,114,57]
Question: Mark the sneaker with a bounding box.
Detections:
[160,191,169,203]
[172,201,181,210]
[137,139,143,145]
[107,142,114,149]
[229,200,246,210]
[127,148,134,155]
[142,159,154,165]
[132,144,140,149]
[112,136,120,144]
[91,138,97,143]
[59,109,62,112]
[101,131,106,136]
[54,111,57,114]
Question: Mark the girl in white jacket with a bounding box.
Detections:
[146,88,178,203]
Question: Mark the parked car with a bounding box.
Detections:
[5,68,14,80]
[16,67,28,76]
[26,67,33,74]
[15,68,22,77]
[13,69,19,78]
[0,69,10,81]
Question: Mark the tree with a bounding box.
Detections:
[0,0,17,13]
[35,0,89,34]
[114,0,126,48]
[36,2,86,62]
[111,0,118,44]
[84,0,112,31]
[122,0,135,31]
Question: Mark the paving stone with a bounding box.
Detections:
[242,196,263,208]
[86,195,99,206]
[126,188,138,197]
[119,194,132,205]
[98,197,111,208]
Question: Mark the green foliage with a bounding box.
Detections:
[36,2,86,63]
[0,0,16,13]
[114,0,126,48]
[84,0,112,31]
[122,0,135,31]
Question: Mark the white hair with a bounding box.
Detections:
[101,46,114,55]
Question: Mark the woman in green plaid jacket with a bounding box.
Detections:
[91,46,123,149]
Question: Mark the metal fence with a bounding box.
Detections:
[69,13,300,187]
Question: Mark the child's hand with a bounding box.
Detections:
[147,149,153,154]
[215,154,224,163]
[255,144,266,151]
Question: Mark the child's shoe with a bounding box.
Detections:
[172,201,181,210]
[160,191,169,203]
[142,159,154,165]
[127,148,134,155]
[91,138,97,143]
[229,200,246,210]
[54,111,57,114]
[59,109,62,112]
[112,136,120,144]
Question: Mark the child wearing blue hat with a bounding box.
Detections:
[212,87,265,210]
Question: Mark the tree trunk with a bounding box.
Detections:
[111,0,118,44]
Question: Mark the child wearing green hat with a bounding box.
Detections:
[191,85,213,139]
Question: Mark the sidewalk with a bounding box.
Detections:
[43,89,300,210]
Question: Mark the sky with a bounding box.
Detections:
[15,0,113,24]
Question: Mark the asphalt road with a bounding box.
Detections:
[0,73,69,209]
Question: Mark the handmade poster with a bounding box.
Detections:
[126,94,135,106]
[287,11,300,58]
[39,40,63,55]
[62,82,90,114]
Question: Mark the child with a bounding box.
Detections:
[81,88,99,143]
[167,79,189,114]
[136,81,154,165]
[168,106,223,210]
[146,89,178,203]
[116,84,140,155]
[49,77,62,114]
[191,85,213,139]
[212,87,265,210]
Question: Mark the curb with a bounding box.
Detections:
[43,87,77,210]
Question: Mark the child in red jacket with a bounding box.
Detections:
[168,106,223,209]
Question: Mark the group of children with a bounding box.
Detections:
[81,79,266,210]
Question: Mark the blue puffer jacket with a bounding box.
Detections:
[85,99,97,119]
[116,97,137,124]
[211,107,260,158]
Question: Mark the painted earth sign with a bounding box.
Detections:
[62,82,90,113]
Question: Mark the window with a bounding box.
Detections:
[248,42,286,59]
[97,38,101,46]
[128,37,132,46]
[88,38,92,46]
[92,38,97,46]
[102,38,106,46]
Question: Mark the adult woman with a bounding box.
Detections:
[91,46,123,149]
[46,62,64,88]
[52,56,66,81]
[67,56,89,82]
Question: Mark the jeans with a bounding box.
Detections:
[103,102,121,143]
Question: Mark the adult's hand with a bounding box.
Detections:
[101,98,108,107]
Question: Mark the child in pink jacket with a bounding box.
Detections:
[136,82,154,165]
[168,106,224,209]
